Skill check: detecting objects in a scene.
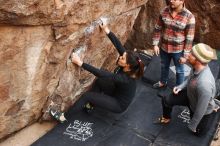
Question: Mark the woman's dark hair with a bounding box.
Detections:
[125,50,144,79]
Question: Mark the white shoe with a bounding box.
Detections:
[49,109,67,123]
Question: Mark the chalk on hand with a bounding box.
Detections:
[99,17,108,26]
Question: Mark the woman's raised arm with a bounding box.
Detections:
[100,23,126,56]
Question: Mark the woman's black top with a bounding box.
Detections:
[81,32,136,109]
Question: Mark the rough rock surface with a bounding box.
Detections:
[0,0,148,139]
[186,0,220,50]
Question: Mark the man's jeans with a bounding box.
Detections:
[160,49,184,85]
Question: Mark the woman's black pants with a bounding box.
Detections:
[73,78,124,113]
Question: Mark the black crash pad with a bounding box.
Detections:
[32,53,220,146]
[32,81,220,146]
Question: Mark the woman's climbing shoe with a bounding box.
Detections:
[49,109,67,123]
[153,116,170,125]
[83,102,94,114]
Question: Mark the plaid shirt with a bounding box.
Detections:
[152,6,195,54]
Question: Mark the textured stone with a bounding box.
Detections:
[186,0,220,49]
[0,25,53,139]
[0,0,147,25]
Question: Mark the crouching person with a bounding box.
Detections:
[154,43,219,136]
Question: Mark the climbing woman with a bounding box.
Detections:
[50,19,144,122]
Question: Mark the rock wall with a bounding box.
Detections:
[186,0,220,49]
[0,0,148,139]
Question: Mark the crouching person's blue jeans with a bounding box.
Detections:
[160,49,184,86]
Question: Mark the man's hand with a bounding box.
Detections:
[179,57,187,64]
[71,53,83,67]
[188,123,197,133]
[173,87,181,94]
[153,46,160,56]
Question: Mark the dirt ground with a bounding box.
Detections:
[0,121,219,146]
[0,122,56,146]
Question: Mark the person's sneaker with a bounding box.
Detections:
[153,116,170,125]
[49,109,67,123]
[153,81,166,89]
[83,102,94,113]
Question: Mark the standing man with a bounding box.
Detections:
[152,0,195,88]
[154,43,219,136]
